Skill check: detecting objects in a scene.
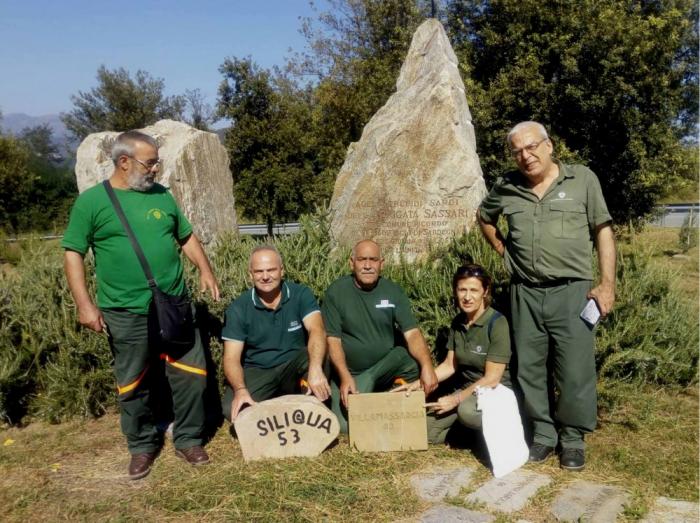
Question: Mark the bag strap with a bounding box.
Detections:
[487,310,502,340]
[102,180,158,290]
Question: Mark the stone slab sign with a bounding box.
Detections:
[466,470,551,513]
[75,119,237,244]
[329,19,486,262]
[550,480,630,522]
[410,466,475,501]
[233,395,339,461]
[348,391,427,452]
[641,497,699,523]
[418,504,495,523]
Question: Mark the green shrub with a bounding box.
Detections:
[678,212,699,253]
[0,212,697,425]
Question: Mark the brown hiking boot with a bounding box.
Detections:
[128,452,157,480]
[175,445,210,466]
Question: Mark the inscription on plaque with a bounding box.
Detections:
[348,391,428,452]
[342,197,470,258]
[234,395,340,461]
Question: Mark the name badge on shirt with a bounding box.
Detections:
[375,299,395,309]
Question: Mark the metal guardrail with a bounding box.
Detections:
[649,204,699,228]
[3,224,302,242]
[4,205,698,242]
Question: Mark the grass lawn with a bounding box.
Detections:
[0,382,697,522]
[0,226,697,522]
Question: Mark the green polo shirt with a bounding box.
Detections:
[222,281,320,369]
[322,275,419,374]
[479,163,612,283]
[449,307,511,387]
[61,182,192,314]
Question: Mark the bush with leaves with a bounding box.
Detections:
[1,212,697,425]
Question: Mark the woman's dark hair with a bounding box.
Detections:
[452,264,492,307]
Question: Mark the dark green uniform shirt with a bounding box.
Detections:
[322,275,418,374]
[62,182,192,314]
[222,281,320,369]
[479,163,612,283]
[448,307,512,387]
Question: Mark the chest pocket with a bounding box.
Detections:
[548,200,588,239]
[503,204,527,240]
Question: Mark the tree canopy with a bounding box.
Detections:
[445,0,698,222]
[217,57,320,233]
[61,66,186,141]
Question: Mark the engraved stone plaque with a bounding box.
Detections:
[410,466,476,501]
[233,395,339,462]
[419,504,495,523]
[466,470,551,513]
[348,391,428,452]
[641,496,699,523]
[550,480,630,522]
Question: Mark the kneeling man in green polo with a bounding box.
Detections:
[221,245,331,421]
[322,239,438,433]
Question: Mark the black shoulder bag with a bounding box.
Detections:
[103,180,194,346]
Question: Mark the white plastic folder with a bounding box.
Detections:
[476,384,529,478]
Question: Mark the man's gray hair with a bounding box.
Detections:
[111,130,159,165]
[249,244,283,269]
[506,121,549,146]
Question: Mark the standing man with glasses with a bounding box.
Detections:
[63,130,220,480]
[478,121,616,470]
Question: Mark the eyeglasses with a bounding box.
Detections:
[129,156,162,170]
[510,138,548,158]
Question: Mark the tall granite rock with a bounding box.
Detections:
[330,19,486,261]
[74,119,237,244]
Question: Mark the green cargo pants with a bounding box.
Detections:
[221,348,311,422]
[102,306,207,455]
[331,346,419,434]
[426,393,482,444]
[510,279,597,450]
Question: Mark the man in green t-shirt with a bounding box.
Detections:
[62,131,220,480]
[221,246,331,422]
[478,121,616,471]
[322,240,438,433]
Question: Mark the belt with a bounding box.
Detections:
[513,277,584,288]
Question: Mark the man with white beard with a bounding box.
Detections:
[63,131,220,480]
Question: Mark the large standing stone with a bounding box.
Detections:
[348,391,428,452]
[641,497,698,523]
[233,395,339,462]
[550,481,630,522]
[466,470,551,513]
[410,466,476,501]
[74,119,237,244]
[330,19,486,262]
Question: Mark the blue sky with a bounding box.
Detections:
[0,0,324,116]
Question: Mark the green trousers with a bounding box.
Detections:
[221,349,310,421]
[102,307,207,454]
[331,347,419,434]
[510,280,597,450]
[426,393,482,444]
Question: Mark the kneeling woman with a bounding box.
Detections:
[396,264,512,443]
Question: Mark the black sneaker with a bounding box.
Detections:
[528,443,555,462]
[560,448,585,471]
